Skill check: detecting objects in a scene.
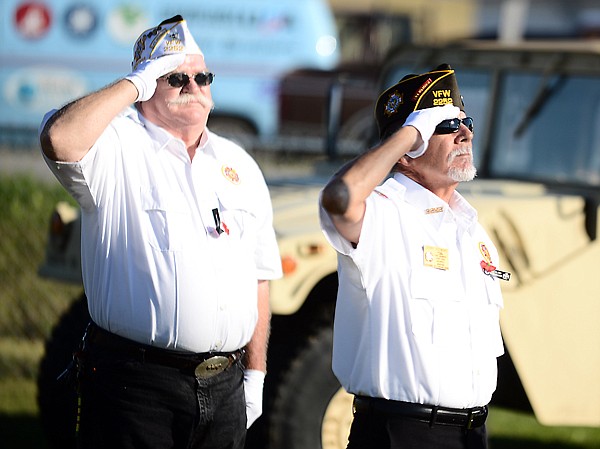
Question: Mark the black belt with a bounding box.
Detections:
[353,396,488,429]
[86,322,244,379]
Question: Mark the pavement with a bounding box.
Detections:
[0,148,58,184]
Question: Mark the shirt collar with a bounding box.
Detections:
[391,173,478,233]
[136,110,211,159]
[136,109,177,152]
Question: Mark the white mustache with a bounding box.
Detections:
[448,147,472,163]
[167,93,214,109]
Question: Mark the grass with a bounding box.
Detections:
[0,338,44,380]
[487,407,600,448]
[0,378,49,449]
[0,173,78,448]
[0,175,80,341]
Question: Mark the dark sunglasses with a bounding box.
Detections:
[435,117,474,134]
[162,72,215,88]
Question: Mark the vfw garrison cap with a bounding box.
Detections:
[375,64,464,140]
[132,15,203,70]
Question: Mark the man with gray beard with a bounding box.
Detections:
[319,65,507,449]
[39,15,282,449]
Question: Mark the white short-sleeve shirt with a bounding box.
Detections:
[42,107,282,353]
[320,173,504,409]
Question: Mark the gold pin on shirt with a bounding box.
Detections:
[423,245,449,270]
[425,206,444,215]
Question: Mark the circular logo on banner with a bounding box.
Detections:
[14,2,52,39]
[106,4,150,46]
[4,67,87,114]
[64,4,97,38]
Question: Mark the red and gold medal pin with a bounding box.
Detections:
[221,165,240,185]
[479,242,511,281]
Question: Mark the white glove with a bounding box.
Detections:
[402,104,460,158]
[244,369,265,428]
[125,54,186,102]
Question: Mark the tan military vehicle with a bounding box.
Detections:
[38,41,600,449]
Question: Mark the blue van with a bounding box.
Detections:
[0,0,339,148]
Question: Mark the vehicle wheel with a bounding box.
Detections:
[207,116,258,151]
[37,293,90,449]
[338,106,377,150]
[269,326,353,449]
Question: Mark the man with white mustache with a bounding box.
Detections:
[319,65,506,449]
[39,15,282,449]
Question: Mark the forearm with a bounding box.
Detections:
[245,280,271,373]
[40,79,138,162]
[337,128,418,209]
[320,126,420,241]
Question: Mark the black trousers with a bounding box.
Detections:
[347,405,488,449]
[77,337,247,449]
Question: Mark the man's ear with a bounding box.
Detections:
[398,155,411,167]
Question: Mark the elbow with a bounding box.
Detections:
[321,177,350,216]
[39,116,84,162]
[39,126,56,160]
[39,115,66,161]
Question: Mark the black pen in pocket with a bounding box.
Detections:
[212,208,224,235]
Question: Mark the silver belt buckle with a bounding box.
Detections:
[194,355,230,379]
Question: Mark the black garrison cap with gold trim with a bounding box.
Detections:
[375,64,464,140]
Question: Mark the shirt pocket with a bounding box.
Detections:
[408,267,467,346]
[141,188,192,252]
[216,191,258,241]
[210,195,257,293]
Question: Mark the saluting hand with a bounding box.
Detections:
[125,53,186,102]
[402,104,460,158]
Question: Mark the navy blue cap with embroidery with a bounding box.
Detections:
[375,64,464,140]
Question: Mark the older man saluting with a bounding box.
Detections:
[319,64,509,449]
[40,15,282,449]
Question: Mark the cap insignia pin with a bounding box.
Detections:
[384,91,403,117]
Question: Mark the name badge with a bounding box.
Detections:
[423,245,449,270]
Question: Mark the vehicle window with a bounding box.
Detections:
[455,71,491,168]
[490,72,600,186]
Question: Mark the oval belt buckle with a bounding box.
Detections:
[194,355,230,379]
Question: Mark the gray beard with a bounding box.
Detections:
[449,165,477,182]
[447,148,477,182]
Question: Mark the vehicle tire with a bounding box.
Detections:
[338,106,378,150]
[268,326,353,449]
[37,293,90,449]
